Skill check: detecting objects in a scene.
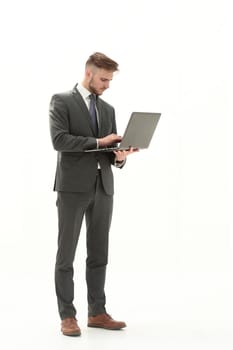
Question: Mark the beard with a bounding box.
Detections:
[88,78,103,96]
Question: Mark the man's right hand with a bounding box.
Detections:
[98,134,122,147]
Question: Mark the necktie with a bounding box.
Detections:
[89,94,98,135]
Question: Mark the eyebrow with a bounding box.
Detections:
[100,77,112,81]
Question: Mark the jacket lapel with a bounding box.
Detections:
[71,84,97,135]
[96,97,103,135]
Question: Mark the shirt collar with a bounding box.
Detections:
[76,84,92,101]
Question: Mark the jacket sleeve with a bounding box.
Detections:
[49,94,97,152]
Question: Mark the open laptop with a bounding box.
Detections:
[85,112,161,152]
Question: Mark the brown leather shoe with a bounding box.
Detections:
[61,317,81,336]
[88,313,126,330]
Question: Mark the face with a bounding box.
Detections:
[86,67,114,96]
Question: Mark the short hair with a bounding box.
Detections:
[86,52,119,72]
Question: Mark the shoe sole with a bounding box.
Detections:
[88,324,126,330]
[62,331,81,337]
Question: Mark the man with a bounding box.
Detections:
[49,52,137,336]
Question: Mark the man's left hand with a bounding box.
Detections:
[114,147,139,162]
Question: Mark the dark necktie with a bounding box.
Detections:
[89,94,98,135]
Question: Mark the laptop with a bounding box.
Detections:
[85,112,161,152]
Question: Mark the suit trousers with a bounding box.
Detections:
[55,171,113,320]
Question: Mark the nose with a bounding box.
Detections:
[104,81,110,89]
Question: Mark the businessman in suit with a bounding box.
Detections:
[49,52,137,336]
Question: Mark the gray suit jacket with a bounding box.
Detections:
[49,84,118,195]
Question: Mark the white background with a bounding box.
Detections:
[0,0,232,349]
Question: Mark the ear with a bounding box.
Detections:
[85,67,93,80]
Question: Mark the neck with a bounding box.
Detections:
[82,79,89,91]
